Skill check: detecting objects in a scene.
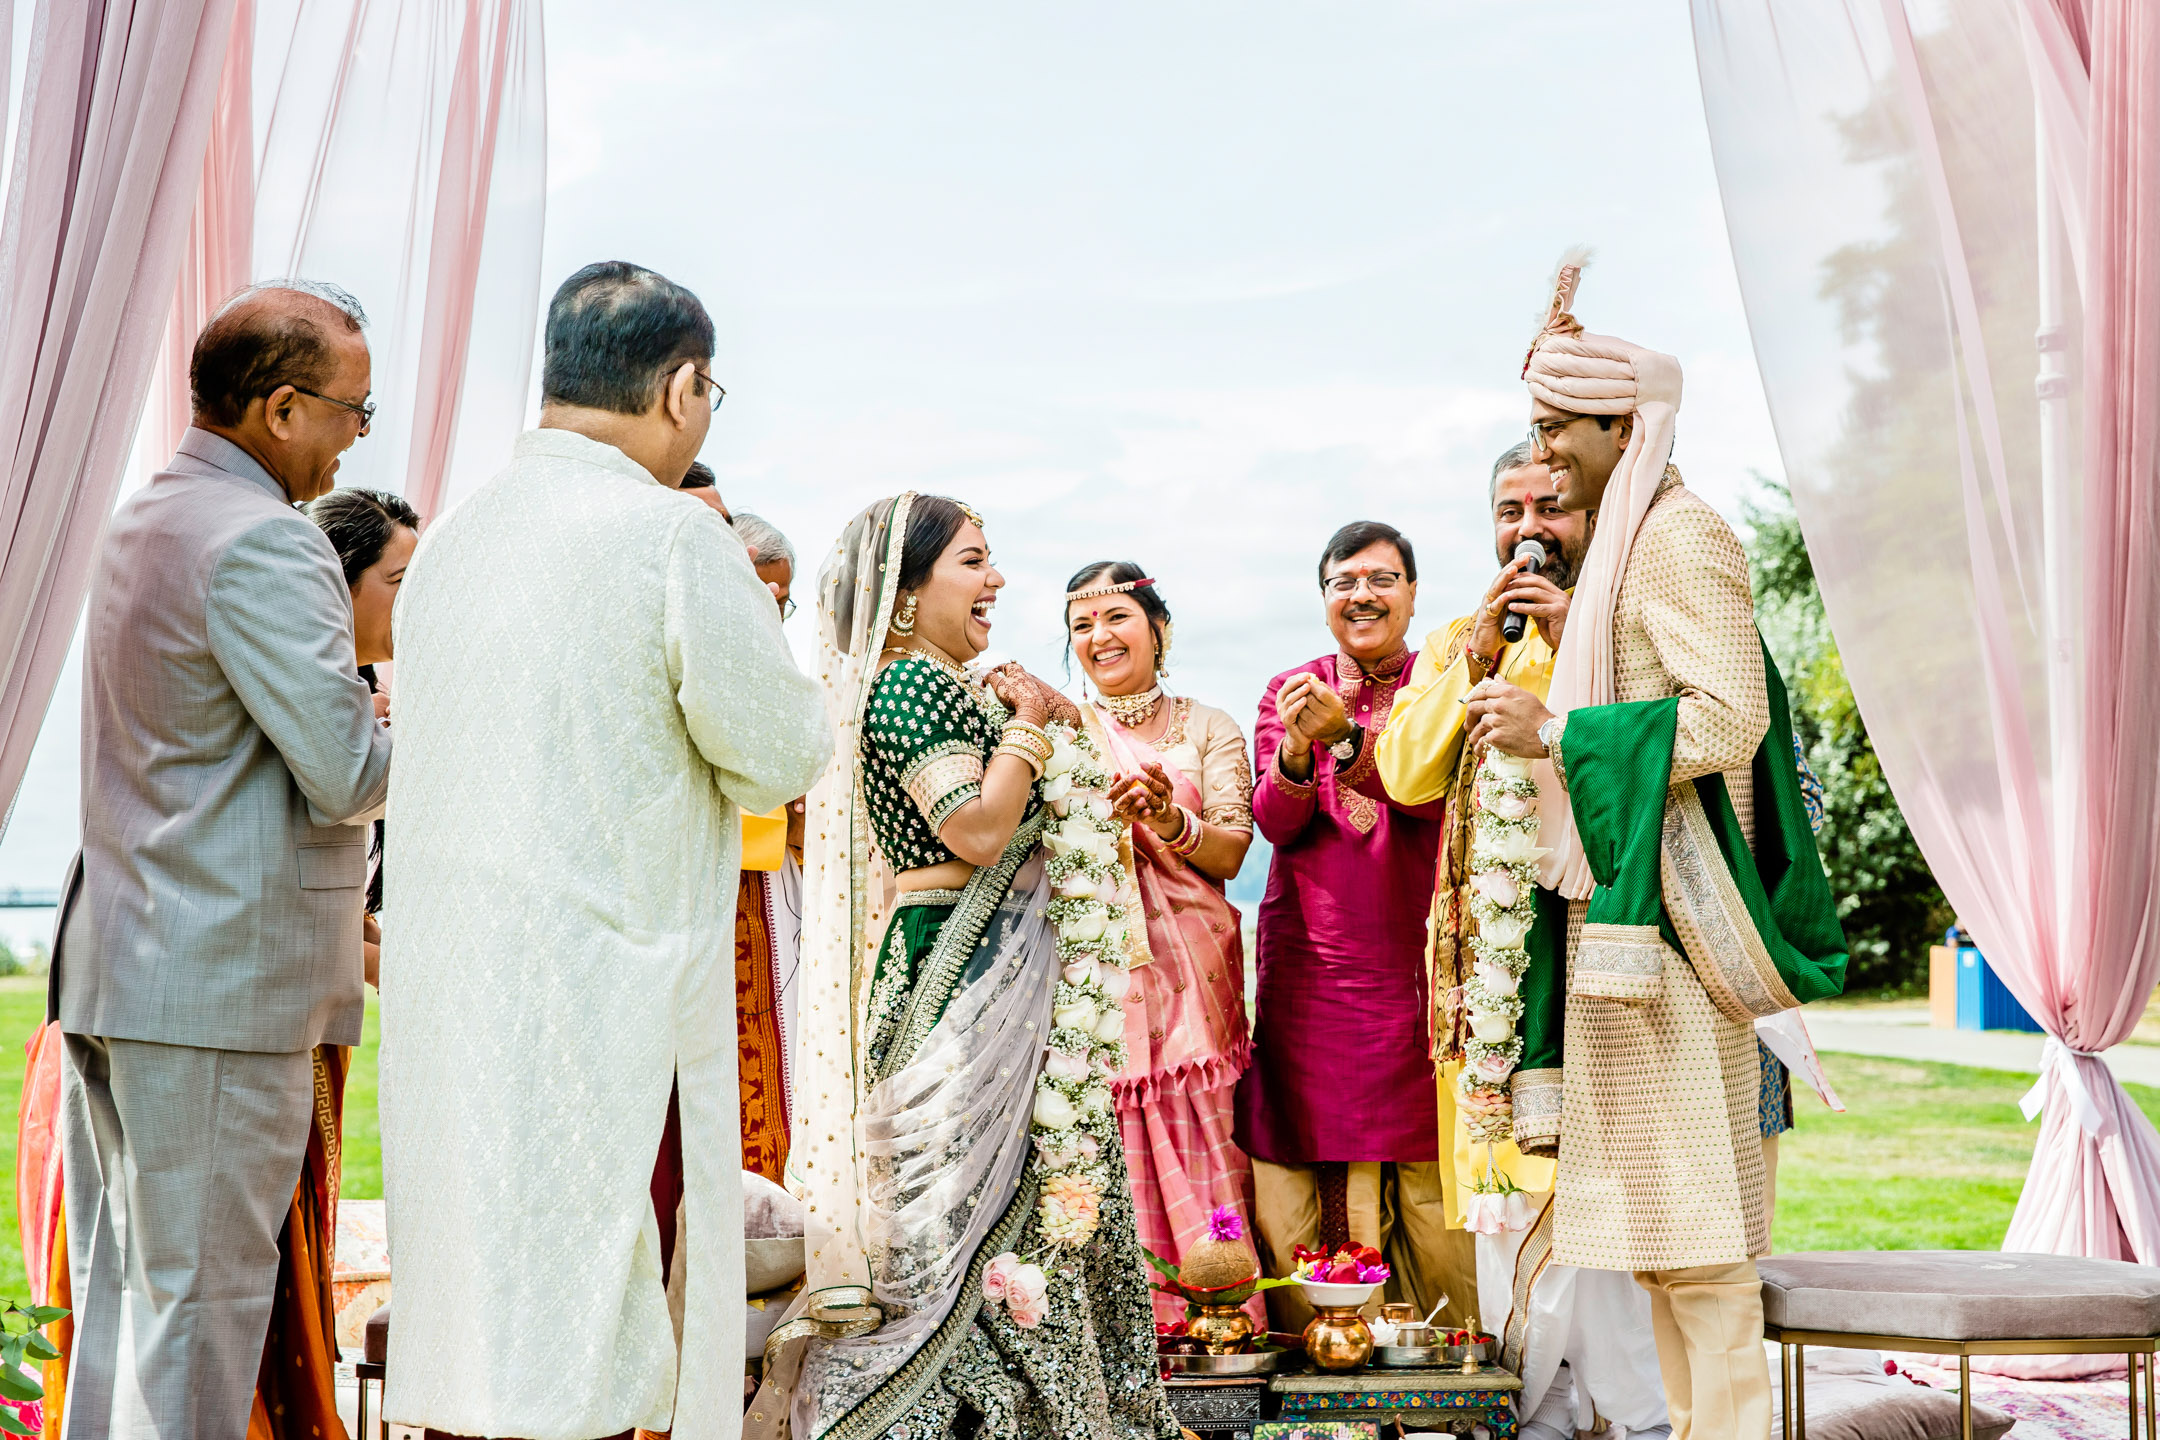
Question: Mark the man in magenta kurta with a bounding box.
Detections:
[1236,519,1475,1330]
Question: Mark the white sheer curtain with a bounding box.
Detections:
[1693,0,2160,1374]
[143,0,548,519]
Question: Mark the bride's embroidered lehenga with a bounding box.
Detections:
[751,496,1176,1440]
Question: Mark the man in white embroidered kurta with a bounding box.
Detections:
[380,266,829,1440]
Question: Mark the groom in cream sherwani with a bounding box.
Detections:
[380,261,830,1440]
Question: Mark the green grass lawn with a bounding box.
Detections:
[0,988,2148,1298]
[1776,1051,2160,1250]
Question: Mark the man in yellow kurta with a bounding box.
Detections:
[1378,445,1672,1440]
[1376,438,1576,1212]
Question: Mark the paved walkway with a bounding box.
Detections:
[1806,1002,2160,1090]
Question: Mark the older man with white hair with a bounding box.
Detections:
[1464,258,1848,1440]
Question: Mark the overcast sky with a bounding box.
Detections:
[0,0,1784,935]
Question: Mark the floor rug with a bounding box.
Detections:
[1890,1356,2139,1439]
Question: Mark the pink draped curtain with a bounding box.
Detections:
[147,0,257,463]
[145,0,547,519]
[1693,0,2160,1358]
[0,0,545,840]
[0,0,243,829]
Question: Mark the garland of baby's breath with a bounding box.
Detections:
[1024,722,1137,1256]
[1458,750,1543,1151]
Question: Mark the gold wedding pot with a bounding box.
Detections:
[1302,1304,1374,1371]
[1186,1303,1256,1355]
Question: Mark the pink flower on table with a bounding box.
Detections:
[1470,869,1519,909]
[984,1251,1021,1303]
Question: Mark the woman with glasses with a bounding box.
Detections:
[1062,561,1257,1327]
[1234,520,1480,1337]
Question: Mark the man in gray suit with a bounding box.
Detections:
[56,282,392,1438]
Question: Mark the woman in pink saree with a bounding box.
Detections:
[1065,561,1258,1326]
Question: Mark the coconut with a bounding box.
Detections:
[1176,1205,1260,1304]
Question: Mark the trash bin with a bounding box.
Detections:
[1949,927,2042,1032]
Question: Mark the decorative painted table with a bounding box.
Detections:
[1162,1374,1269,1440]
[1268,1365,1523,1437]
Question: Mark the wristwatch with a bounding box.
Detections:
[1329,725,1364,763]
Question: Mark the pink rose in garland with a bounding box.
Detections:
[1470,868,1519,909]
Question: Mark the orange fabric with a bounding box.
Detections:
[735,870,789,1182]
[250,1046,347,1439]
[37,1208,69,1438]
[20,1023,67,1438]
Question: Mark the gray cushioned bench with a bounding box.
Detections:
[1760,1251,2160,1440]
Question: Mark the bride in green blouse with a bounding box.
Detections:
[754,494,1178,1440]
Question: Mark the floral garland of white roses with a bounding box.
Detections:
[985,719,1137,1329]
[1457,747,1547,1233]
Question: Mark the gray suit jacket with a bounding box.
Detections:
[58,428,392,1052]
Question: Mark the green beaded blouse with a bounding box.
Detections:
[862,654,1007,870]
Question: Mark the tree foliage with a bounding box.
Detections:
[1746,476,1950,993]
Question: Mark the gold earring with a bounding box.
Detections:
[893,593,918,636]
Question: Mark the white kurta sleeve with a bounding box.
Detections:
[663,507,832,811]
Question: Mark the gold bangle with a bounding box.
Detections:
[993,743,1046,780]
[1001,720,1051,754]
[998,725,1052,768]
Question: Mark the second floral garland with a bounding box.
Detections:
[1458,747,1545,1233]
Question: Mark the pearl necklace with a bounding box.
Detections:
[1096,684,1164,727]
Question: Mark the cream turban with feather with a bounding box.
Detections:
[1522,253,1684,899]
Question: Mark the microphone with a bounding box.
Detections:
[1501,539,1547,644]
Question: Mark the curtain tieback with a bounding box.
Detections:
[2019,1036,2108,1136]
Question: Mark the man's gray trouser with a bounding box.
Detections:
[59,1033,313,1440]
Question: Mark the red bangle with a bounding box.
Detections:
[1166,805,1204,858]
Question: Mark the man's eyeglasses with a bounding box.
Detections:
[294,387,376,428]
[1527,415,1585,451]
[693,369,727,413]
[779,596,798,621]
[1322,570,1404,597]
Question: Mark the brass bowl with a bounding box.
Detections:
[1373,1343,1448,1368]
[1161,1350,1292,1376]
[1302,1303,1374,1372]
